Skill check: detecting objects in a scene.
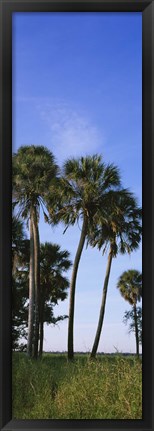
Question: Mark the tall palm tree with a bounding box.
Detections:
[39,242,71,356]
[88,192,142,358]
[48,155,122,360]
[12,145,58,358]
[117,269,142,357]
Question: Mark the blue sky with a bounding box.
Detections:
[12,12,142,353]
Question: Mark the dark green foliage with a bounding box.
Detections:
[12,232,71,352]
[12,145,59,220]
[39,242,71,355]
[48,154,122,229]
[88,190,142,256]
[117,270,142,356]
[117,270,142,305]
[12,215,29,349]
[123,307,142,345]
[12,276,28,350]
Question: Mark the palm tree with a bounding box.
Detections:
[123,306,142,348]
[117,269,142,357]
[12,145,58,358]
[48,155,122,360]
[88,192,142,358]
[39,242,71,356]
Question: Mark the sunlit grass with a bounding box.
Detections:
[12,352,142,419]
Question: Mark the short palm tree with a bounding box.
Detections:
[48,154,122,360]
[123,306,142,349]
[13,145,58,358]
[88,192,142,358]
[117,269,142,357]
[39,242,71,356]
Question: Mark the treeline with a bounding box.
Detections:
[12,145,142,360]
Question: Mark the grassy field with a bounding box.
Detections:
[12,352,142,419]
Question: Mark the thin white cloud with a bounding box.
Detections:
[37,99,102,162]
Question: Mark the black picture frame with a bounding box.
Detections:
[0,1,153,430]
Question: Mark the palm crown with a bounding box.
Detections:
[49,154,122,229]
[13,145,58,222]
[40,242,71,303]
[88,190,142,257]
[117,270,142,305]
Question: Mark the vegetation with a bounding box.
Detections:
[48,155,123,360]
[12,352,142,419]
[117,270,142,357]
[88,192,142,358]
[12,144,142,419]
[12,216,71,352]
[12,215,29,349]
[123,307,142,351]
[13,146,58,358]
[39,242,71,356]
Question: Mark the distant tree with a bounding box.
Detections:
[12,274,28,350]
[39,242,71,356]
[123,306,142,347]
[12,214,29,272]
[12,215,29,349]
[12,220,71,353]
[117,270,142,357]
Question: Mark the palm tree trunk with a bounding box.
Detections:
[68,215,88,360]
[27,211,35,358]
[134,304,139,357]
[90,249,113,359]
[39,322,44,357]
[33,208,40,359]
[39,300,44,357]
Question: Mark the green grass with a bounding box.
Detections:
[12,352,142,419]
